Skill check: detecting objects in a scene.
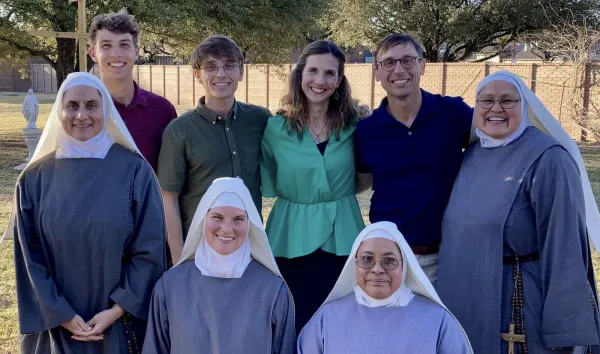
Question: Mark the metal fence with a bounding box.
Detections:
[29,62,600,140]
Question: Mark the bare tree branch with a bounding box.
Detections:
[529,2,600,140]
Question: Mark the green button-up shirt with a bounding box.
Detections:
[158,97,271,238]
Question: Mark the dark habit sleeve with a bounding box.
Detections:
[529,147,600,348]
[110,159,167,320]
[13,177,76,334]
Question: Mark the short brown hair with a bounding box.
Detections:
[375,33,424,61]
[88,11,139,46]
[191,35,244,71]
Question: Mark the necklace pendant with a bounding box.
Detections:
[315,135,320,144]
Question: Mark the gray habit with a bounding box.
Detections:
[14,144,167,354]
[142,260,296,354]
[437,127,600,354]
[297,294,470,354]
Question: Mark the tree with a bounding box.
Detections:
[324,0,600,62]
[132,0,327,64]
[0,0,137,86]
[521,4,600,140]
[0,0,327,87]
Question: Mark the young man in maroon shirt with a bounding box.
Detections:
[88,11,177,171]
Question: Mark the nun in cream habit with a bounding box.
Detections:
[142,177,296,354]
[437,71,600,354]
[9,72,167,354]
[298,221,472,354]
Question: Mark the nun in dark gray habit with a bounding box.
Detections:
[142,177,296,354]
[9,72,167,354]
[437,71,600,354]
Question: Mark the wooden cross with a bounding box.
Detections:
[501,323,526,354]
[27,0,88,72]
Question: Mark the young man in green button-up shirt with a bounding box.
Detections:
[158,35,271,263]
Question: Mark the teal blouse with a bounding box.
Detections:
[261,114,365,258]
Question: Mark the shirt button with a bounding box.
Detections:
[226,128,230,131]
[217,116,222,120]
[233,151,237,155]
[212,121,216,125]
[408,131,412,135]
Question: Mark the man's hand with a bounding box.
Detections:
[358,103,371,118]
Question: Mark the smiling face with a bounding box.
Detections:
[204,206,249,255]
[195,55,243,102]
[89,29,138,81]
[355,237,403,300]
[375,44,425,100]
[475,81,522,139]
[61,85,105,141]
[301,53,341,105]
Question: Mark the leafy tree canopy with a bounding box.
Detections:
[324,0,600,62]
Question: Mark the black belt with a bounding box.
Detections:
[503,253,539,265]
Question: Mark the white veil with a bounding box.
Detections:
[176,177,282,277]
[1,72,144,244]
[321,222,473,353]
[477,71,600,250]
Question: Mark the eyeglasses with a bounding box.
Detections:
[376,56,421,72]
[355,255,402,270]
[476,98,520,110]
[201,62,240,74]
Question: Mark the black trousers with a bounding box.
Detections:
[276,249,348,332]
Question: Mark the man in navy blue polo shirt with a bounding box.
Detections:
[355,33,474,285]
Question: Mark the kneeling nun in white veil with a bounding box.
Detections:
[298,221,473,354]
[143,177,296,354]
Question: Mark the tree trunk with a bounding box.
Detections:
[55,37,76,88]
[423,44,440,62]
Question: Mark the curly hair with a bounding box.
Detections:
[277,40,360,139]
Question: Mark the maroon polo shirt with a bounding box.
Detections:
[113,82,177,171]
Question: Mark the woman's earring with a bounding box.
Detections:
[333,90,339,100]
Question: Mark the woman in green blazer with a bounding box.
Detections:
[261,40,366,331]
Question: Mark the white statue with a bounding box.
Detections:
[21,89,39,128]
[15,89,42,169]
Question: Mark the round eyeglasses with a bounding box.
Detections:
[476,98,520,110]
[201,62,240,75]
[376,56,421,72]
[355,255,402,270]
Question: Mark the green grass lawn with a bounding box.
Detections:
[0,92,597,353]
[0,92,55,354]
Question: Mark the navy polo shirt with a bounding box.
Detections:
[355,89,473,247]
